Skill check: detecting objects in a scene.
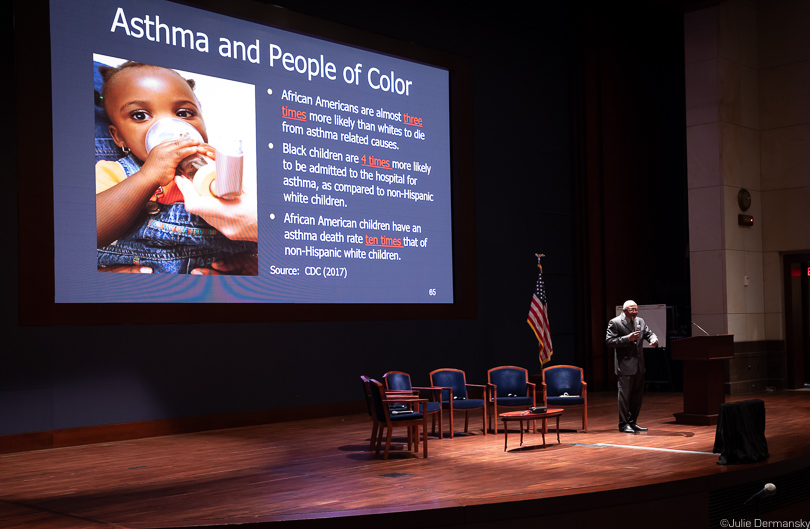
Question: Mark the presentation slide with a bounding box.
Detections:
[50,0,454,304]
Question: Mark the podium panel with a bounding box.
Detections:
[671,335,733,425]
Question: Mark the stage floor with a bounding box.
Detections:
[1,391,810,528]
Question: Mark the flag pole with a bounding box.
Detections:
[528,253,553,366]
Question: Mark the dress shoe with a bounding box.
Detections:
[619,425,634,433]
[630,424,648,432]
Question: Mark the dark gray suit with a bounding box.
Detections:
[606,313,657,428]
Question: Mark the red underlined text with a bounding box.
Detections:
[361,155,391,169]
[282,105,307,121]
[403,112,423,127]
[364,235,403,247]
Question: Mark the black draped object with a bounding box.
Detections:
[713,399,769,465]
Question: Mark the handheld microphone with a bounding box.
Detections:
[633,319,640,344]
[744,483,776,504]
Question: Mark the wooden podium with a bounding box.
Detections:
[670,335,734,425]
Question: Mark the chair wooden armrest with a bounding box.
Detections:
[384,394,422,401]
[486,383,497,401]
[466,383,486,398]
[383,393,422,411]
[411,386,442,401]
[385,389,418,396]
[382,397,428,409]
[433,386,453,401]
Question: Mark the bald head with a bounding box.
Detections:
[622,300,638,320]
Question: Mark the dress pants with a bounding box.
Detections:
[617,372,644,428]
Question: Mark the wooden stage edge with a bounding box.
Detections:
[2,391,810,528]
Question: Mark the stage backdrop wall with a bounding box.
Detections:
[3,0,689,436]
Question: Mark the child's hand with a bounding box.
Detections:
[98,264,153,273]
[139,138,211,188]
[191,253,258,276]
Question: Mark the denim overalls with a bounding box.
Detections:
[97,155,258,274]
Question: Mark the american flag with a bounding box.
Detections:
[527,258,553,365]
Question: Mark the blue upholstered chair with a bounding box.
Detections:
[429,368,487,438]
[542,365,588,432]
[364,377,429,458]
[487,366,536,434]
[383,371,443,439]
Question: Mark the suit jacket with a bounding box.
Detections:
[605,313,657,376]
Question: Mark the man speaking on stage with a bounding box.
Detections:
[606,300,659,433]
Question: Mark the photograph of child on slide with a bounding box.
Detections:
[94,55,259,275]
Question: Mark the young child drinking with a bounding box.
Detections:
[95,60,257,274]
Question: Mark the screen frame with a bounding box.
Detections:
[14,0,477,325]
